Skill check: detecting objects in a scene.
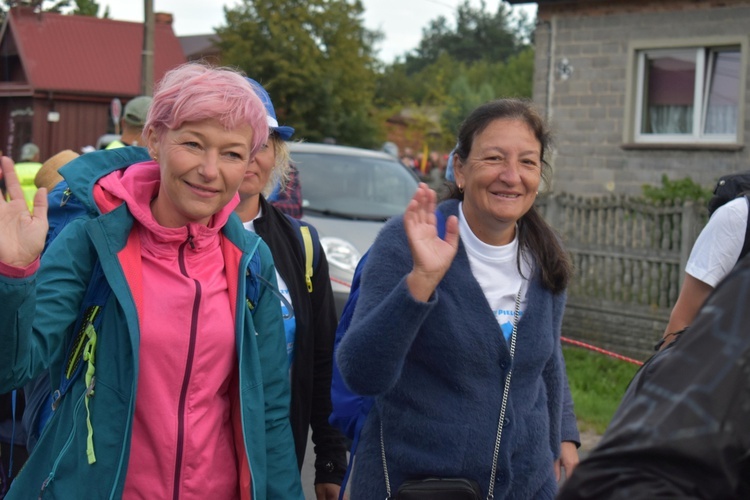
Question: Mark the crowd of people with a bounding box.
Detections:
[0,60,746,499]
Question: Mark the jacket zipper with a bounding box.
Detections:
[172,230,201,500]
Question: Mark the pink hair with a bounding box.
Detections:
[144,63,268,157]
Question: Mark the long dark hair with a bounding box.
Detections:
[449,98,572,293]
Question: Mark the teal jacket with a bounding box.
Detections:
[0,148,303,499]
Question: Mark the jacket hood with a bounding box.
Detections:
[59,147,152,213]
[58,147,239,248]
[98,161,239,249]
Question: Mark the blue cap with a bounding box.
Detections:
[245,77,295,140]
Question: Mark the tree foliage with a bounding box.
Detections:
[372,2,535,150]
[217,0,383,147]
[403,0,532,74]
[1,0,108,20]
[641,174,713,204]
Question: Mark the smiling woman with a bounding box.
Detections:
[336,98,579,500]
[147,119,255,227]
[0,62,304,500]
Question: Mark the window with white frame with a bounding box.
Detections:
[634,45,741,144]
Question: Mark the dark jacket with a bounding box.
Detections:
[254,196,347,485]
[558,254,750,500]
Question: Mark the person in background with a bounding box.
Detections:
[106,95,152,149]
[658,195,749,349]
[336,99,579,499]
[33,150,80,194]
[14,143,42,209]
[381,141,399,159]
[558,253,750,499]
[267,163,303,219]
[236,78,347,500]
[399,146,416,170]
[0,62,302,500]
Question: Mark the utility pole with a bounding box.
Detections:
[141,0,154,96]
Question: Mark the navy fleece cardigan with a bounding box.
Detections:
[337,199,577,499]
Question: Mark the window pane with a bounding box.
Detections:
[642,50,696,134]
[704,50,740,135]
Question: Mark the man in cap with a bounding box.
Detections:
[14,142,43,209]
[106,95,152,149]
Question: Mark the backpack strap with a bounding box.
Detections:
[44,258,111,465]
[300,225,314,292]
[435,209,447,239]
[741,195,750,262]
[244,251,263,313]
[245,249,295,319]
[284,215,321,293]
[52,260,110,410]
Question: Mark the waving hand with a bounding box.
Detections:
[0,157,48,267]
[404,183,459,302]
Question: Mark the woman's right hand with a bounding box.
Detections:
[0,156,48,267]
[404,183,459,302]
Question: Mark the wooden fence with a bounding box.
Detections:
[536,194,706,360]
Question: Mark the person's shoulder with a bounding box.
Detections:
[706,195,748,230]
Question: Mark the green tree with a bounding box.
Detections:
[404,0,530,74]
[217,0,382,147]
[1,0,108,18]
[69,0,107,17]
[372,1,535,150]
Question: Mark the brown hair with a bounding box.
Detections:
[450,98,571,293]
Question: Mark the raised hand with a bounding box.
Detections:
[404,183,459,302]
[0,156,48,267]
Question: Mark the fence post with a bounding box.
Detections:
[545,192,563,232]
[679,200,700,288]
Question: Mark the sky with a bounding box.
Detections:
[100,0,537,63]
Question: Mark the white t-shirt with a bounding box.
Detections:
[685,196,748,287]
[243,210,296,370]
[458,203,532,341]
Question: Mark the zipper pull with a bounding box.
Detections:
[187,230,195,250]
[60,187,72,207]
[39,473,54,498]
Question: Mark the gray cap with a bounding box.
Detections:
[21,142,40,161]
[123,96,152,128]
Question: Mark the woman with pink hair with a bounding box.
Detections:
[0,63,303,500]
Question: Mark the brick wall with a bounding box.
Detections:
[532,0,750,196]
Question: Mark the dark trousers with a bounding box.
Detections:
[0,441,29,499]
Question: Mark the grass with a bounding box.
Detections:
[562,346,641,434]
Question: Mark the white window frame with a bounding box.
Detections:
[625,36,747,147]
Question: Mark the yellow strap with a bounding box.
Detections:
[83,323,98,464]
[300,226,313,293]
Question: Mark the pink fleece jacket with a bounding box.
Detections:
[95,162,242,499]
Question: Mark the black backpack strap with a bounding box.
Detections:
[741,194,750,261]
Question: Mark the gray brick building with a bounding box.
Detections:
[510,0,750,196]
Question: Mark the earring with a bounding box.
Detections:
[152,154,158,162]
[458,184,464,193]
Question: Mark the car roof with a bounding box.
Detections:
[288,142,397,161]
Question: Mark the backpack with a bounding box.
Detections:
[707,172,750,261]
[329,210,446,498]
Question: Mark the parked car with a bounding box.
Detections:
[289,142,419,315]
